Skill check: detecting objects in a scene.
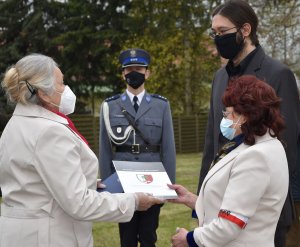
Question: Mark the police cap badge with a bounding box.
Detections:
[119,48,150,68]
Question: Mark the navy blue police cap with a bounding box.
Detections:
[119,48,150,68]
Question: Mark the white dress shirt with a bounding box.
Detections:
[126,89,145,106]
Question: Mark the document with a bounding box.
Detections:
[113,160,178,199]
[97,172,124,193]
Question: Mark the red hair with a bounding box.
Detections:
[222,75,285,145]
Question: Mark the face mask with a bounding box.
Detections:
[214,32,244,60]
[220,116,241,140]
[54,85,76,115]
[125,71,145,89]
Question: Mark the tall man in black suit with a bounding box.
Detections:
[198,1,300,246]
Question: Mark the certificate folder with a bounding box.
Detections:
[113,160,178,199]
[97,172,124,193]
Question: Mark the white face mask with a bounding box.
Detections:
[57,85,76,115]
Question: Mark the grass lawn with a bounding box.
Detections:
[92,153,202,247]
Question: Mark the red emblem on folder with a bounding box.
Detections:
[136,174,153,184]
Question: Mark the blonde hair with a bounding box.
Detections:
[1,54,57,104]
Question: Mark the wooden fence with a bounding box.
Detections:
[0,113,208,154]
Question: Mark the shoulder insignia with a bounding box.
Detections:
[151,94,168,102]
[105,94,120,102]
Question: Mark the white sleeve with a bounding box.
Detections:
[34,124,135,222]
[194,217,242,247]
[194,150,270,246]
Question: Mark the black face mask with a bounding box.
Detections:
[125,71,145,89]
[214,32,244,60]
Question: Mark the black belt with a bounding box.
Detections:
[115,144,161,154]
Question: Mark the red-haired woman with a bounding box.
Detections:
[168,75,289,247]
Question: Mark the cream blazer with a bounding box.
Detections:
[194,133,289,247]
[0,103,135,247]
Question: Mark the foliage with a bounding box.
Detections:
[0,0,299,115]
[120,0,220,115]
[51,0,133,113]
[251,0,300,78]
[0,0,132,114]
[0,0,61,70]
[0,0,65,111]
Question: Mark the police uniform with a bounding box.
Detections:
[99,48,176,247]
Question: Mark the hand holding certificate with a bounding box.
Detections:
[113,160,178,200]
[134,192,164,211]
[97,173,123,193]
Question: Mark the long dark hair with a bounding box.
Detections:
[212,0,259,46]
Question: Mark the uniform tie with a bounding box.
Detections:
[133,96,139,112]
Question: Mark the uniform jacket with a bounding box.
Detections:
[194,133,289,247]
[99,91,176,183]
[199,46,300,225]
[0,103,136,247]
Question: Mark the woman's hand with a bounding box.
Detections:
[171,227,189,247]
[135,192,164,211]
[96,179,106,189]
[167,184,197,209]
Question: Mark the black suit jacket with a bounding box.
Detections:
[199,46,300,226]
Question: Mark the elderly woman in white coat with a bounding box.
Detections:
[169,75,289,247]
[0,54,162,247]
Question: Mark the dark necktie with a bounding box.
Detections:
[133,96,139,112]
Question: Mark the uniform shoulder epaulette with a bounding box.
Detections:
[105,94,120,102]
[151,94,168,102]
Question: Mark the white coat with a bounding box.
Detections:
[0,103,136,247]
[194,133,289,247]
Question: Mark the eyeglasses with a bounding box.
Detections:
[209,27,237,39]
[222,110,233,119]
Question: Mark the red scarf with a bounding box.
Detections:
[51,110,89,146]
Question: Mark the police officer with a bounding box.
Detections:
[99,48,176,247]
